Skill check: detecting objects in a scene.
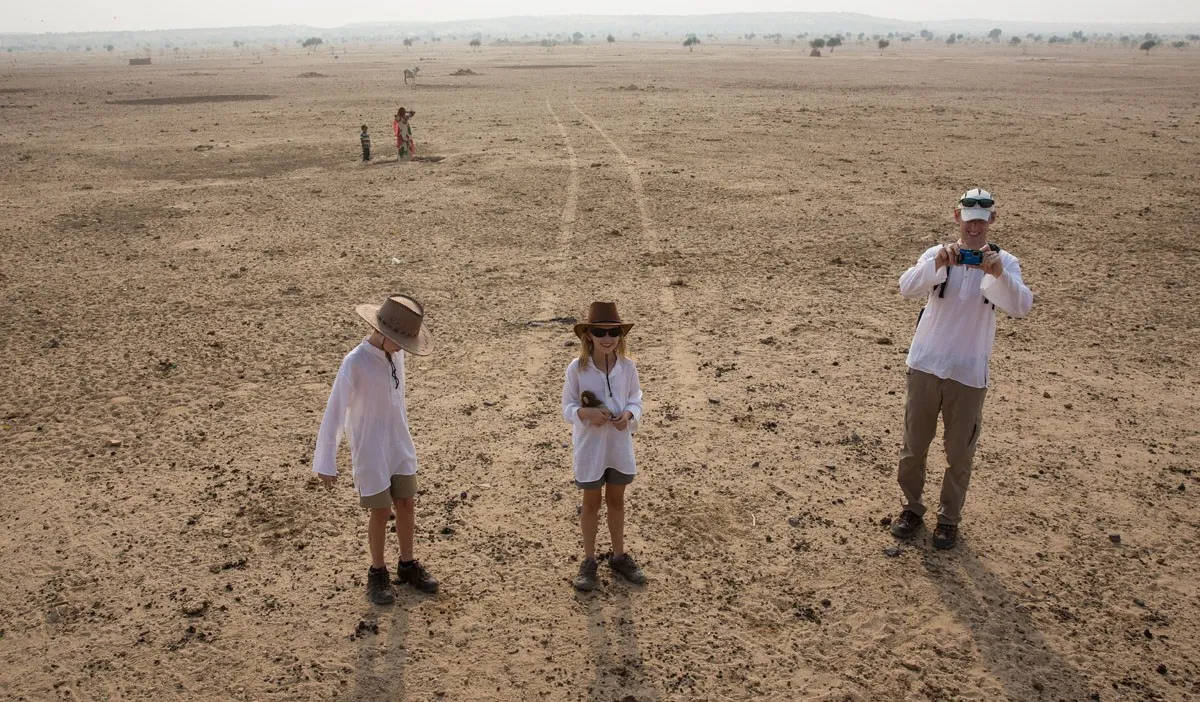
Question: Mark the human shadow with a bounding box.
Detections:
[580,584,660,702]
[347,598,412,701]
[920,539,1096,700]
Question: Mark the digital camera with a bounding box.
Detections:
[958,249,984,266]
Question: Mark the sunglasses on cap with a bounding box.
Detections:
[589,327,624,338]
[960,197,995,208]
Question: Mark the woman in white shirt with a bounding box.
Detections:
[562,302,646,591]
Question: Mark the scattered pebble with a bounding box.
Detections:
[1043,391,1052,398]
[181,600,208,617]
[1108,533,1122,544]
[900,660,921,672]
[883,546,902,558]
[1157,663,1168,675]
[880,516,893,526]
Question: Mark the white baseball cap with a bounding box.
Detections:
[957,188,995,222]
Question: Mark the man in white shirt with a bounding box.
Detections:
[314,294,439,604]
[889,188,1033,549]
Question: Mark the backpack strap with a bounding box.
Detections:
[932,243,1002,304]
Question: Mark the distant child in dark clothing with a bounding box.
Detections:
[360,125,371,162]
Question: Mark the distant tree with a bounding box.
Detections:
[1188,34,1200,41]
[920,29,933,41]
[572,31,584,45]
[105,44,114,52]
[1172,40,1186,50]
[1140,39,1157,54]
[988,28,1002,41]
[946,34,957,45]
[1144,32,1156,41]
[827,36,843,52]
[1048,36,1062,44]
[606,34,615,44]
[810,38,826,50]
[1009,36,1021,46]
[403,38,414,49]
[302,37,322,50]
[878,39,890,54]
[901,36,911,42]
[631,32,640,40]
[469,38,481,50]
[683,34,700,52]
[745,33,756,40]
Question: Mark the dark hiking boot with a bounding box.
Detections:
[366,567,395,605]
[573,557,600,592]
[933,523,959,550]
[394,560,439,593]
[890,510,924,539]
[609,553,647,585]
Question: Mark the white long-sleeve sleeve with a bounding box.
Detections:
[980,253,1033,319]
[899,246,948,300]
[562,363,588,429]
[313,360,353,477]
[624,364,643,432]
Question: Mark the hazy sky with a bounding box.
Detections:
[3,0,1198,34]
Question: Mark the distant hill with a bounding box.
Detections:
[2,12,1197,52]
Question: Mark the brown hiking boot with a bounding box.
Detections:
[366,567,395,605]
[890,510,923,539]
[394,560,439,593]
[932,523,959,550]
[609,553,647,585]
[573,557,599,592]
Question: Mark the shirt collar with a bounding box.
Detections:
[360,338,393,361]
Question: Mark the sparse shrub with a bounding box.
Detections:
[810,38,826,50]
[105,44,114,52]
[988,28,1002,41]
[683,34,700,52]
[302,37,322,50]
[572,32,584,45]
[1172,40,1186,50]
[878,39,890,54]
[1140,39,1157,54]
[1010,37,1021,46]
[946,34,957,45]
[469,38,481,50]
[827,36,843,52]
[607,34,615,44]
[403,38,414,49]
[920,29,933,41]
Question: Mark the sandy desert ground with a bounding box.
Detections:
[1,38,1199,701]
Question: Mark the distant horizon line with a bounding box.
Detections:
[3,11,1198,38]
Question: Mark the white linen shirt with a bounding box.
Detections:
[561,356,644,483]
[313,339,418,497]
[900,245,1033,389]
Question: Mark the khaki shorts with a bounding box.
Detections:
[359,473,417,509]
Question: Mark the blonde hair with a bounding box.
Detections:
[577,330,630,370]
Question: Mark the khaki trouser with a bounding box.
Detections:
[898,369,987,526]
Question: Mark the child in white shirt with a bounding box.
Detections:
[561,301,646,591]
[313,294,439,604]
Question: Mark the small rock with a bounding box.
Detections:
[182,600,209,617]
[1133,597,1146,607]
[787,516,801,527]
[1144,628,1153,639]
[883,546,902,558]
[1064,403,1074,410]
[820,598,831,608]
[880,516,893,526]
[1108,533,1122,544]
[708,397,721,404]
[440,526,455,535]
[106,439,122,448]
[876,337,893,345]
[1157,663,1167,675]
[1043,391,1052,398]
[900,660,921,672]
[46,338,60,348]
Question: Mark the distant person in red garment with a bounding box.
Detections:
[393,107,415,161]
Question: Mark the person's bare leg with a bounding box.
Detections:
[392,496,415,562]
[581,488,603,559]
[605,483,627,557]
[368,507,392,569]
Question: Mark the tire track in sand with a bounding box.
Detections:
[568,94,702,409]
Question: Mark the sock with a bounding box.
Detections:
[398,559,415,568]
[369,565,387,573]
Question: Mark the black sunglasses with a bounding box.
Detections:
[960,198,995,208]
[589,327,624,338]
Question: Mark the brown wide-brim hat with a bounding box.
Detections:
[355,293,433,356]
[573,301,634,338]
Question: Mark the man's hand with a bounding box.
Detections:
[318,474,337,488]
[580,407,612,427]
[611,411,633,431]
[980,248,1004,277]
[935,243,961,270]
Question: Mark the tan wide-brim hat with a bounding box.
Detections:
[355,293,433,356]
[573,301,634,338]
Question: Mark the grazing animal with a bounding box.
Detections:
[403,66,420,84]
